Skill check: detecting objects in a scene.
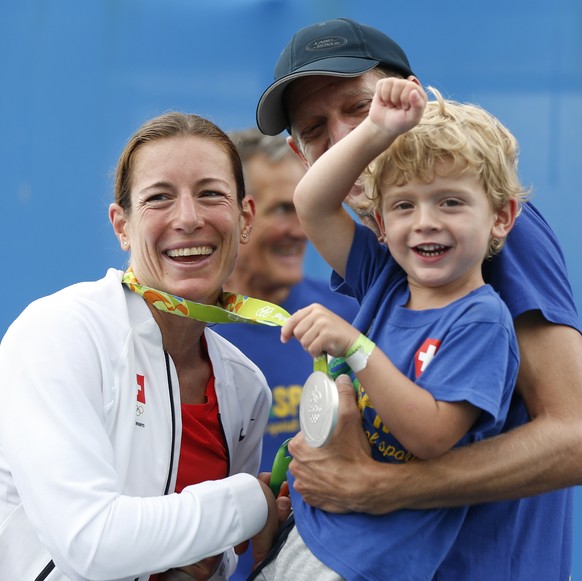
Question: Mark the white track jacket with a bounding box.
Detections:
[0,269,272,580]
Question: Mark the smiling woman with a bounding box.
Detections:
[0,112,285,581]
[110,113,254,307]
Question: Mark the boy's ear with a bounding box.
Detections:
[374,208,388,244]
[491,199,518,239]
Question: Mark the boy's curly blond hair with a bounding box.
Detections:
[364,87,530,255]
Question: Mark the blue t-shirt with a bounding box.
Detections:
[215,278,358,581]
[292,223,520,581]
[435,202,579,581]
[327,202,579,580]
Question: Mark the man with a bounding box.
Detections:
[216,128,358,580]
[255,17,582,579]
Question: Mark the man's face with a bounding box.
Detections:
[284,71,384,229]
[286,71,380,167]
[236,152,307,294]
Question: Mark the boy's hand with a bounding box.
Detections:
[281,303,359,359]
[368,78,427,138]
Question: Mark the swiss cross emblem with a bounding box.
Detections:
[136,374,146,404]
[415,339,441,378]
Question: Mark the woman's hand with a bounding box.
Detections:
[233,475,291,560]
[257,473,291,522]
[247,480,282,570]
[159,555,223,580]
[161,478,290,579]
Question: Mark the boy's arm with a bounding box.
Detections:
[282,304,481,459]
[294,78,426,277]
[288,314,582,514]
[356,345,481,459]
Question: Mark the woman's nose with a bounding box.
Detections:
[174,195,203,232]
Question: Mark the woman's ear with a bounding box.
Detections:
[240,196,256,243]
[109,203,130,250]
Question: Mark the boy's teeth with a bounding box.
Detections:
[417,244,445,256]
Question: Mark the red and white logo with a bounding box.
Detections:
[136,374,146,404]
[415,339,441,378]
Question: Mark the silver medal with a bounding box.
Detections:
[299,370,339,448]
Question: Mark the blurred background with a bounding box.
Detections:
[1,0,581,575]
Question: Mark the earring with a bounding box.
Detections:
[241,232,248,240]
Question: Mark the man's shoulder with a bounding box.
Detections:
[484,202,579,328]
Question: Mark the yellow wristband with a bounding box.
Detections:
[344,334,376,373]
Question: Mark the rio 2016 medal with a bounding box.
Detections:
[299,370,339,448]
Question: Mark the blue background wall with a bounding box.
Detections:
[2,0,581,574]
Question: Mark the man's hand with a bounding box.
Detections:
[288,375,378,513]
[289,315,582,517]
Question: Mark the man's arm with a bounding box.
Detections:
[289,312,582,514]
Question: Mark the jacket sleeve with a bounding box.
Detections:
[0,297,268,581]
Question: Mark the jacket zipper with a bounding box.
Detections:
[35,560,55,581]
[217,412,231,476]
[163,350,177,495]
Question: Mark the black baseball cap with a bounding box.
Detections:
[256,18,414,135]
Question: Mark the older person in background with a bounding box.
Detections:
[216,128,358,580]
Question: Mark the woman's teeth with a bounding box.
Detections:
[167,246,212,258]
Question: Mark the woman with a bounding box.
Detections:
[0,112,280,580]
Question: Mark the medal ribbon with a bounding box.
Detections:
[122,268,331,376]
[122,267,291,327]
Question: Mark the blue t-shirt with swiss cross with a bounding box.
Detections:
[291,221,520,580]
